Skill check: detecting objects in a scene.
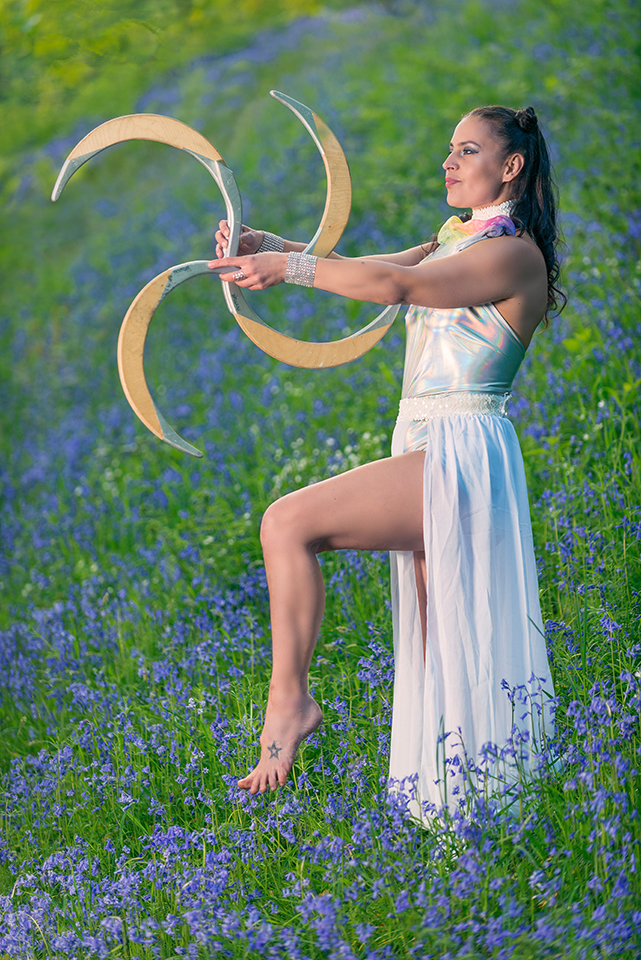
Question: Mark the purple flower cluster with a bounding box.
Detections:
[1,544,639,957]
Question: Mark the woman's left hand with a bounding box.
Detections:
[207,253,287,290]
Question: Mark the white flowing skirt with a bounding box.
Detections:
[389,412,554,818]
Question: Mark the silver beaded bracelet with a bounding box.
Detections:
[285,252,317,288]
[257,231,285,253]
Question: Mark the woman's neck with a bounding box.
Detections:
[471,199,515,219]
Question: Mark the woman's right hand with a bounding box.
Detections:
[215,220,263,259]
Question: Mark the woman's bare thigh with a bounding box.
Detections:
[262,451,425,554]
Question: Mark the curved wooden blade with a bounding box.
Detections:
[219,91,399,368]
[269,90,352,258]
[52,97,398,458]
[52,114,226,200]
[224,283,399,369]
[117,265,209,457]
[52,117,242,456]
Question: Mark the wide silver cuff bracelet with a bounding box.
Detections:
[285,252,317,287]
[258,231,285,253]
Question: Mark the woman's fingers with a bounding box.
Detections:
[215,219,231,259]
[207,252,287,289]
[208,257,243,281]
[215,221,264,259]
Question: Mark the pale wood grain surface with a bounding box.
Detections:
[307,113,352,259]
[117,271,169,439]
[234,312,393,368]
[66,114,226,164]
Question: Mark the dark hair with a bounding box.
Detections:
[464,105,566,320]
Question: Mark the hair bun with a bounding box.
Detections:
[516,106,538,133]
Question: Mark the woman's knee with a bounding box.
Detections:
[260,495,310,552]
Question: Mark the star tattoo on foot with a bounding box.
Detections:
[268,740,282,759]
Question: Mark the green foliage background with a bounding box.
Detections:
[0,0,351,165]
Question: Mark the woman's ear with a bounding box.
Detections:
[503,152,525,183]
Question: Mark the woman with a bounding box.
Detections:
[211,105,562,814]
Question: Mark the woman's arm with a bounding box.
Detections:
[313,236,547,307]
[215,220,435,267]
[282,241,433,265]
[211,234,545,311]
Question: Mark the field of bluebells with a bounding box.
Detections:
[1,0,641,956]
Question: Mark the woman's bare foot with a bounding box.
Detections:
[238,692,322,794]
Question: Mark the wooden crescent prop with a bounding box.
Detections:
[52,92,400,457]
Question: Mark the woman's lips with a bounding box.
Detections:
[445,178,459,187]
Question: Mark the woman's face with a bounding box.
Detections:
[442,115,522,210]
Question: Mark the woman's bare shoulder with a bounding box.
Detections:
[471,230,547,276]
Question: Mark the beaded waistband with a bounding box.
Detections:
[397,392,510,422]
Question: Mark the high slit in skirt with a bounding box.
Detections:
[389,410,555,818]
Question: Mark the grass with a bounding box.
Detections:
[1,0,641,956]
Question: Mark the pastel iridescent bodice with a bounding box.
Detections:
[401,215,526,400]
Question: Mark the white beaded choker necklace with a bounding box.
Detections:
[472,199,515,219]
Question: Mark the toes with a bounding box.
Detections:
[238,772,258,791]
[239,738,299,795]
[238,762,287,794]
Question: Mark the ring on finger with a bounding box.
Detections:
[232,271,246,281]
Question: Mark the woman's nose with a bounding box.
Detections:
[442,152,456,170]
